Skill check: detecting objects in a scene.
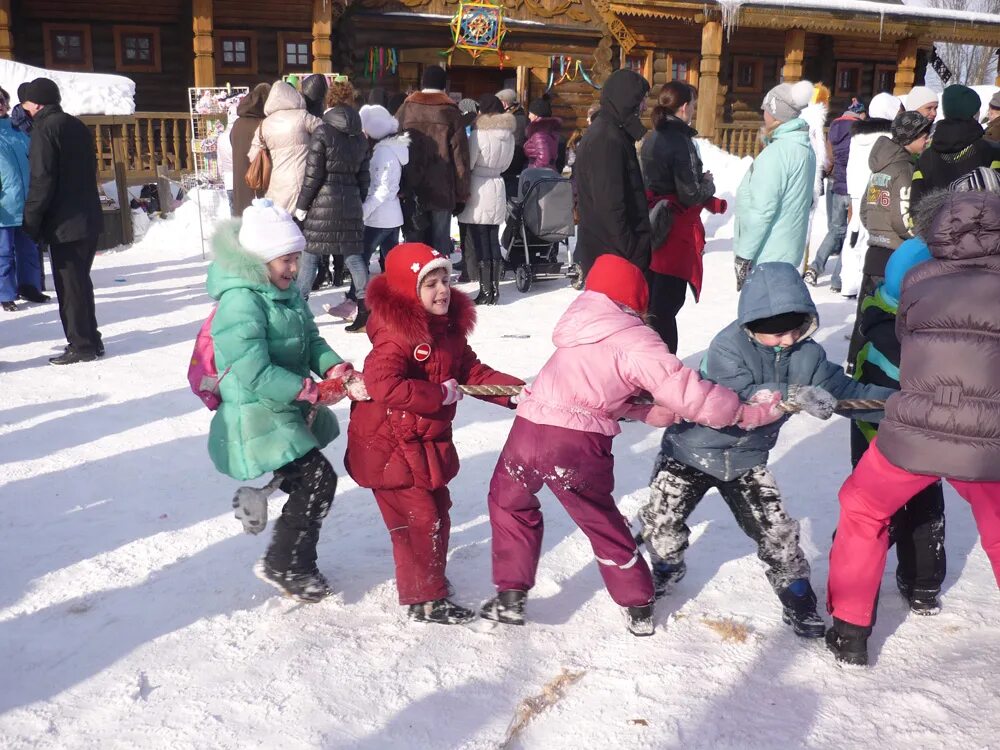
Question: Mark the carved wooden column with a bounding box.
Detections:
[782,28,806,83]
[193,0,215,87]
[0,0,13,60]
[312,0,333,74]
[894,37,918,96]
[695,20,722,139]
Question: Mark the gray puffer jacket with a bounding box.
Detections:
[878,190,1000,481]
[659,262,893,481]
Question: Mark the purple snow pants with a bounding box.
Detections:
[488,416,654,607]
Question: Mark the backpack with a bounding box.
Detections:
[187,306,229,410]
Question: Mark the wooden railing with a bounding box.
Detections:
[82,112,192,182]
[712,123,764,159]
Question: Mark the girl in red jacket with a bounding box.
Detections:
[346,242,522,624]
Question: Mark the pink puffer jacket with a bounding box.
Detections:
[517,291,743,436]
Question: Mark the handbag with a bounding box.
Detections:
[648,198,675,251]
[244,124,271,193]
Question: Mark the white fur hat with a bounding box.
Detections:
[904,86,938,113]
[869,92,903,121]
[238,198,305,263]
[359,104,399,140]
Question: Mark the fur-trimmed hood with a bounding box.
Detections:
[852,117,893,137]
[403,91,457,108]
[475,112,517,132]
[365,273,476,347]
[206,220,296,300]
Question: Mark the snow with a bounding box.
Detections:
[0,60,136,116]
[715,0,1000,27]
[3,145,1000,749]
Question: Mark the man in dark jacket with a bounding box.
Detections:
[20,78,104,365]
[230,82,270,217]
[395,66,471,258]
[910,85,1000,211]
[497,88,528,198]
[574,69,651,276]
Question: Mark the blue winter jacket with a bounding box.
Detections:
[658,262,894,482]
[0,118,30,228]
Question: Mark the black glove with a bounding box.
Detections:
[849,230,859,249]
[452,202,466,217]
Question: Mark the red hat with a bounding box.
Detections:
[384,242,453,299]
[584,254,649,314]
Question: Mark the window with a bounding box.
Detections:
[279,33,312,73]
[114,26,162,73]
[874,65,896,94]
[216,32,257,75]
[621,50,652,82]
[835,62,863,96]
[43,24,93,71]
[732,56,763,93]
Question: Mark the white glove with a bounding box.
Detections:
[441,378,463,406]
[788,385,837,420]
[294,208,308,222]
[232,486,269,534]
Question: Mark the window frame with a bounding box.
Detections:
[278,32,313,74]
[215,31,258,75]
[873,64,896,95]
[731,56,763,94]
[620,49,653,83]
[835,62,864,97]
[667,53,699,86]
[113,25,162,74]
[43,23,93,72]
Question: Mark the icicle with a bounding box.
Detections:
[716,0,746,39]
[878,8,884,40]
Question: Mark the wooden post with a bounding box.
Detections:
[0,0,13,60]
[193,0,215,88]
[156,165,174,216]
[782,28,806,83]
[312,0,333,74]
[894,37,918,96]
[111,122,134,246]
[695,20,722,140]
[516,65,529,109]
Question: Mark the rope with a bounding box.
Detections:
[459,384,522,396]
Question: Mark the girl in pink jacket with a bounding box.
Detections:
[481,254,783,635]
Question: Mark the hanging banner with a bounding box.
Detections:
[447,2,508,64]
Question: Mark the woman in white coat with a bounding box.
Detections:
[457,94,516,305]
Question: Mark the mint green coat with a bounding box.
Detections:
[733,118,817,266]
[206,222,343,481]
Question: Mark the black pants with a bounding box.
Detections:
[467,223,501,263]
[850,421,946,595]
[846,245,892,373]
[638,456,809,592]
[265,449,338,574]
[458,223,479,281]
[648,272,688,353]
[50,237,101,354]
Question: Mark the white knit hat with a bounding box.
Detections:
[239,198,305,263]
[359,104,399,140]
[869,92,903,121]
[904,86,938,113]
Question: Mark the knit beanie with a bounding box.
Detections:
[941,84,981,120]
[991,91,1000,111]
[746,311,809,335]
[384,242,452,298]
[421,65,448,91]
[458,98,479,116]
[238,199,306,263]
[950,166,1000,194]
[18,77,60,106]
[528,96,552,118]
[883,238,932,305]
[359,104,399,140]
[496,89,517,107]
[584,254,649,315]
[868,92,903,121]
[760,80,813,123]
[891,111,932,146]
[478,93,504,115]
[904,86,937,113]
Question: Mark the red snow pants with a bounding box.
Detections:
[374,486,452,605]
[487,417,654,608]
[828,440,1000,627]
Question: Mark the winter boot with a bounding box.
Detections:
[624,603,655,637]
[408,598,476,625]
[474,262,493,305]
[2,301,16,312]
[778,579,826,638]
[480,590,527,625]
[489,260,503,305]
[825,618,870,666]
[345,299,369,333]
[254,559,332,604]
[17,285,50,303]
[897,576,941,616]
[332,256,346,287]
[802,267,818,286]
[651,560,687,599]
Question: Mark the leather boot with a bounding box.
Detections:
[489,260,503,305]
[345,299,369,333]
[474,261,492,305]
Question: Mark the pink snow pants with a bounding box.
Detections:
[828,440,1000,627]
[488,417,654,608]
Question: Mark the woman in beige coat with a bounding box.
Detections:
[249,81,323,214]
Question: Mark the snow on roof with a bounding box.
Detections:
[0,60,135,116]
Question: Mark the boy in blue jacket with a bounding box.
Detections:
[637,262,894,638]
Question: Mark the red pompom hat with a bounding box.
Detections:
[584,254,649,314]
[383,242,453,299]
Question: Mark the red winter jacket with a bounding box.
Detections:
[647,192,727,301]
[346,275,522,490]
[523,117,561,171]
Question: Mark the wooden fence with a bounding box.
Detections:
[712,123,764,159]
[81,112,192,182]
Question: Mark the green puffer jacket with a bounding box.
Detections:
[206,222,343,481]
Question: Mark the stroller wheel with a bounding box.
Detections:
[569,263,584,290]
[515,264,532,293]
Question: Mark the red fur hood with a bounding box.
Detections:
[365,274,476,347]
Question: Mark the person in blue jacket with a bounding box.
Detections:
[733,81,817,289]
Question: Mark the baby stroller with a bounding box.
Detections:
[501,168,579,292]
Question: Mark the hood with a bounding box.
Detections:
[264,81,306,117]
[301,74,329,118]
[926,191,1000,262]
[360,104,399,140]
[206,221,297,302]
[404,91,457,108]
[828,116,855,148]
[375,132,411,165]
[882,237,933,304]
[237,83,270,119]
[799,102,828,133]
[476,112,517,132]
[766,118,810,146]
[364,273,476,347]
[911,187,952,240]
[526,116,561,135]
[599,69,650,140]
[737,262,818,334]
[931,118,985,154]
[852,117,893,138]
[868,135,912,172]
[552,291,645,348]
[322,104,363,136]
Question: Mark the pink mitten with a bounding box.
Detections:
[441,378,463,406]
[643,404,682,428]
[736,389,784,430]
[296,378,319,404]
[325,362,354,380]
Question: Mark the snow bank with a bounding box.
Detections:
[697,138,753,239]
[0,60,135,116]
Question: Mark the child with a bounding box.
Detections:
[208,199,361,603]
[638,262,895,638]
[346,242,523,624]
[481,254,784,636]
[852,237,945,615]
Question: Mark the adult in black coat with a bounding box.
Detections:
[573,69,652,276]
[229,82,270,217]
[301,74,329,119]
[20,78,104,364]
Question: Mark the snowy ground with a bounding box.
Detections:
[3,188,1000,749]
